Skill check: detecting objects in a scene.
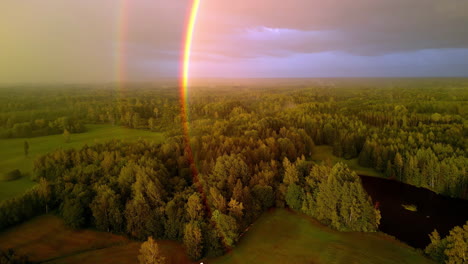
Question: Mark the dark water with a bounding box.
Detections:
[360,176,468,249]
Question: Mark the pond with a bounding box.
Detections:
[360,175,468,249]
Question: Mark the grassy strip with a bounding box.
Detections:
[311,145,383,178]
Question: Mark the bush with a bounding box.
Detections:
[0,187,45,231]
[0,170,22,182]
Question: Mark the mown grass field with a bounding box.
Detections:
[210,209,433,264]
[0,214,189,264]
[0,210,433,264]
[0,124,164,201]
[311,145,383,178]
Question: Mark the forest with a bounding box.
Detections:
[0,78,467,263]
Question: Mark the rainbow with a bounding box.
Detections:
[182,0,201,98]
[180,1,234,251]
[180,0,201,133]
[115,0,200,117]
[116,0,130,93]
[115,0,236,252]
[179,0,208,215]
[114,0,201,183]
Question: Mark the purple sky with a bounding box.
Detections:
[1,0,468,83]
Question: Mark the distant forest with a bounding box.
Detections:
[0,79,467,262]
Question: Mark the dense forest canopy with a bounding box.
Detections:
[0,78,467,261]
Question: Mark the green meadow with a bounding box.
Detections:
[311,145,383,178]
[211,209,433,264]
[0,124,164,201]
[0,209,432,264]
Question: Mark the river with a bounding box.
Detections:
[360,175,468,249]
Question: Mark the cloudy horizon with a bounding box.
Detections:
[1,0,468,83]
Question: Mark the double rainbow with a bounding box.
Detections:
[115,0,200,137]
[115,0,237,251]
[115,0,200,110]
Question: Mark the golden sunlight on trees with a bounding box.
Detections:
[138,237,166,264]
[425,222,468,264]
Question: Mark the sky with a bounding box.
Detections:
[1,0,468,83]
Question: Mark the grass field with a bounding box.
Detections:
[0,214,189,264]
[0,124,164,201]
[311,145,383,178]
[0,210,433,264]
[210,209,433,264]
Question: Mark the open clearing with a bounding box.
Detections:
[0,124,164,201]
[311,145,383,178]
[0,210,433,264]
[210,209,433,264]
[0,214,189,264]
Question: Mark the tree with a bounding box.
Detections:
[209,187,226,213]
[315,170,340,227]
[23,140,29,157]
[394,152,403,181]
[425,229,448,263]
[285,183,303,210]
[445,222,468,264]
[164,198,185,240]
[61,197,86,229]
[425,222,468,264]
[186,192,204,221]
[126,192,158,239]
[148,117,157,131]
[211,210,238,248]
[183,221,203,260]
[252,185,274,210]
[227,198,244,221]
[314,163,379,231]
[90,185,123,232]
[37,178,51,213]
[138,237,166,264]
[282,157,299,185]
[63,129,71,143]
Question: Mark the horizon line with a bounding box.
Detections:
[1,76,468,86]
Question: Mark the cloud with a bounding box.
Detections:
[191,48,468,78]
[0,0,190,82]
[192,0,468,58]
[1,0,467,82]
